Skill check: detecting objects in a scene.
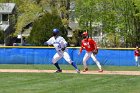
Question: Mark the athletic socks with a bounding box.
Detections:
[54,63,61,70]
[71,62,78,70]
[54,62,79,71]
[54,62,80,73]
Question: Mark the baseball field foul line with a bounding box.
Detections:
[0,69,140,75]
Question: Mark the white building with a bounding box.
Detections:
[0,3,16,31]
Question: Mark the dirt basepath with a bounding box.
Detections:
[0,69,140,75]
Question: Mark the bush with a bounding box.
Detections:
[0,30,4,44]
[68,29,83,46]
[27,12,67,45]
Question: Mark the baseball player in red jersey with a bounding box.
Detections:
[79,32,103,72]
[134,46,140,67]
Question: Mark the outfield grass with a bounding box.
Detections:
[0,64,140,93]
[0,64,140,71]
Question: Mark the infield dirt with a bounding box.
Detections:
[0,69,140,75]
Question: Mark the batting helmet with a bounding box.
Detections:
[82,32,88,37]
[53,28,59,36]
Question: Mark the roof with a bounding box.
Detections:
[0,3,16,14]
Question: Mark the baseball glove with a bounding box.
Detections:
[92,49,98,55]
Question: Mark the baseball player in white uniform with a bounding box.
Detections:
[44,28,80,73]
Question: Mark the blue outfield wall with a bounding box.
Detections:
[0,47,136,66]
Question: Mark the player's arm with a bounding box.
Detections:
[78,47,83,55]
[78,42,84,55]
[138,50,140,56]
[44,37,53,46]
[44,41,48,45]
[91,39,97,50]
[62,37,68,47]
[91,39,98,55]
[60,37,68,51]
[61,42,67,51]
[79,47,83,53]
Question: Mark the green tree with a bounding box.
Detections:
[1,0,140,47]
[133,0,140,46]
[75,0,97,37]
[15,0,43,35]
[1,0,68,45]
[75,0,139,47]
[27,12,67,45]
[0,30,4,44]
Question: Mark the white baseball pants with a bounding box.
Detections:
[135,56,140,66]
[83,51,102,70]
[52,50,72,64]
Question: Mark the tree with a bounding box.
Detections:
[75,0,98,37]
[133,0,140,46]
[75,0,140,47]
[27,12,67,45]
[0,30,4,44]
[15,0,43,36]
[1,0,140,47]
[1,0,68,45]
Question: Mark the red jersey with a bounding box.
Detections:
[135,50,140,56]
[80,38,97,53]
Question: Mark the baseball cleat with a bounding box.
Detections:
[76,69,80,73]
[83,68,88,72]
[55,69,62,73]
[98,69,103,72]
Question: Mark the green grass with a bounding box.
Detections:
[0,64,140,71]
[0,64,140,93]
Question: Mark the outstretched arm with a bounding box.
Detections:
[44,41,48,45]
[78,46,83,55]
[92,40,98,55]
[44,37,53,46]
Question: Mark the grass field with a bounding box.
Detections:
[0,64,140,93]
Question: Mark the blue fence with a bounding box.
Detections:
[0,47,136,66]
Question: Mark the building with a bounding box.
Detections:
[0,3,16,45]
[0,3,16,31]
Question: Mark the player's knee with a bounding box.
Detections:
[68,61,72,64]
[52,59,56,64]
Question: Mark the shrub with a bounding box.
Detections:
[27,12,67,45]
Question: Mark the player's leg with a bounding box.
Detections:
[138,57,140,67]
[82,52,91,72]
[63,52,80,73]
[52,52,63,72]
[91,53,103,72]
[135,56,138,66]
